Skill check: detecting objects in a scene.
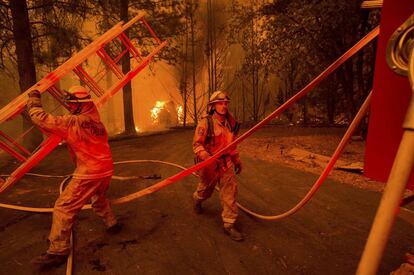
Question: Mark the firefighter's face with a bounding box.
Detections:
[214,101,228,115]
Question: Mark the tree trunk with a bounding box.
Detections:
[342,61,357,120]
[190,0,197,124]
[251,12,257,122]
[120,0,135,135]
[242,78,245,123]
[9,0,43,150]
[206,0,213,96]
[212,2,217,91]
[356,11,369,105]
[182,0,190,127]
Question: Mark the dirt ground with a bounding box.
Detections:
[0,126,413,275]
[239,125,384,192]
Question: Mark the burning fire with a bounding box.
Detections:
[151,101,166,123]
[177,105,183,124]
[150,100,183,126]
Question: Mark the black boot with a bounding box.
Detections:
[31,253,68,267]
[107,222,123,234]
[223,224,244,241]
[193,197,203,214]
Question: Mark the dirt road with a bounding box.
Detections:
[0,127,413,274]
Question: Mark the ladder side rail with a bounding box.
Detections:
[0,134,62,193]
[0,22,125,124]
[121,13,146,32]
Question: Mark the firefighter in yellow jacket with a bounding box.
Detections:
[28,86,122,267]
[192,91,244,241]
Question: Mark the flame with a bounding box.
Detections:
[135,126,140,132]
[177,105,183,124]
[151,101,166,123]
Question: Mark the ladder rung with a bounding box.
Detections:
[73,66,105,97]
[97,49,124,79]
[0,139,27,162]
[0,130,31,156]
[119,33,142,63]
[114,48,130,63]
[140,17,161,44]
[47,86,71,111]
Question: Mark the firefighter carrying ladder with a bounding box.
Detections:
[0,12,167,193]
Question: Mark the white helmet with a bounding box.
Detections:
[208,91,230,105]
[64,86,93,103]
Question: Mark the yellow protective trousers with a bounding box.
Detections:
[193,163,238,224]
[47,176,117,255]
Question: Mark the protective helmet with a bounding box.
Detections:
[64,86,93,103]
[208,91,230,105]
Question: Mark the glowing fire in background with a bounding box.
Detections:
[150,100,183,127]
[177,105,183,124]
[151,101,166,123]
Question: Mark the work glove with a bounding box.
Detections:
[232,154,242,174]
[231,153,243,174]
[234,161,242,174]
[198,150,211,161]
[28,90,41,98]
[27,90,42,110]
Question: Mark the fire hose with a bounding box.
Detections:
[0,25,379,213]
[0,91,371,219]
[0,26,379,274]
[0,92,370,274]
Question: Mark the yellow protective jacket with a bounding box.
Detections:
[193,113,240,169]
[27,96,113,179]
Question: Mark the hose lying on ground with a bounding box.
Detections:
[0,91,371,220]
[0,27,378,274]
[0,27,378,217]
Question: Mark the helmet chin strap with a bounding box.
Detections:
[72,103,82,115]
